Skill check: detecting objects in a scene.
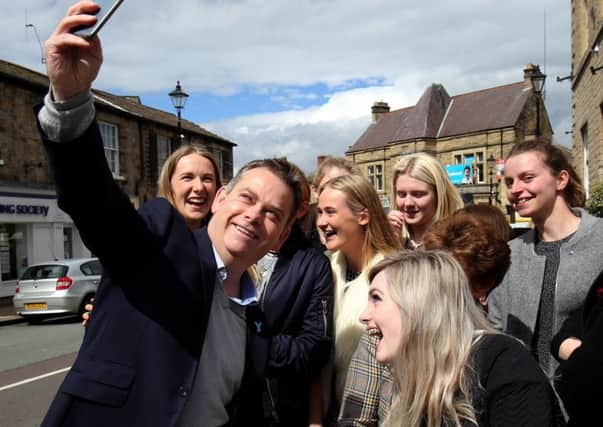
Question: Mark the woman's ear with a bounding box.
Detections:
[357,208,369,226]
[556,170,570,192]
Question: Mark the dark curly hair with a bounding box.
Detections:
[422,208,511,297]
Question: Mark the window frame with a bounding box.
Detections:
[366,163,384,192]
[98,121,120,176]
[157,135,172,177]
[452,149,486,183]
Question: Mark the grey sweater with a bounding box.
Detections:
[488,209,603,378]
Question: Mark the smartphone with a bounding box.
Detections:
[72,0,125,39]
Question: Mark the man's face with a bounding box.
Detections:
[208,167,294,268]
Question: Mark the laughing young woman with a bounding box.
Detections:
[316,174,400,413]
[387,153,463,249]
[488,140,603,380]
[360,251,561,427]
[156,144,221,229]
[82,143,221,323]
[338,207,513,425]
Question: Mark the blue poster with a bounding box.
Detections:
[445,164,473,185]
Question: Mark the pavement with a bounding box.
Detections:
[0,296,25,326]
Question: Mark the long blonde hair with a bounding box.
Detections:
[368,251,496,427]
[392,153,463,245]
[320,174,400,268]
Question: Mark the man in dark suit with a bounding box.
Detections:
[38,2,304,426]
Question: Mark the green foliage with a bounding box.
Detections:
[586,183,603,218]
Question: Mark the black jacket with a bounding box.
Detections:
[552,269,603,426]
[233,226,334,426]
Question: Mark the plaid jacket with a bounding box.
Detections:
[337,332,392,426]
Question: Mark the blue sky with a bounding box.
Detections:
[135,79,385,122]
[2,0,572,172]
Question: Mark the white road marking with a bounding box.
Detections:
[0,367,71,392]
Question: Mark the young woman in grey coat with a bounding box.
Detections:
[488,140,603,380]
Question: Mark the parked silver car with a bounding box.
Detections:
[13,258,102,323]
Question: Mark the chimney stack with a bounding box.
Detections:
[371,101,390,124]
[523,63,539,87]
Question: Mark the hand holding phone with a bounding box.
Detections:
[72,0,124,39]
[46,1,105,101]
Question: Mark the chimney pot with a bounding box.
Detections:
[371,101,390,123]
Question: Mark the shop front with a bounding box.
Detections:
[0,191,90,297]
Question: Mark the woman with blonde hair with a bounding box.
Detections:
[316,174,399,412]
[388,153,463,248]
[305,156,362,249]
[156,143,222,229]
[339,207,510,425]
[360,250,561,427]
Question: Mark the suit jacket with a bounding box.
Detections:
[39,120,218,427]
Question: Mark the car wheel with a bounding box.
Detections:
[78,293,95,315]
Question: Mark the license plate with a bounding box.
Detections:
[25,303,47,310]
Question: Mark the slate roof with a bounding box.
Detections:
[348,81,531,153]
[0,59,234,146]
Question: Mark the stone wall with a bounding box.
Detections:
[571,1,603,194]
[0,79,49,186]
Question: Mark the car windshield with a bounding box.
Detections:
[20,265,68,280]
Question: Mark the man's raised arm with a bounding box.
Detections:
[39,1,103,142]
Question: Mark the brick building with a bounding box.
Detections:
[0,59,234,296]
[346,65,553,211]
[571,0,603,196]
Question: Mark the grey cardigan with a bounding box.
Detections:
[488,209,603,378]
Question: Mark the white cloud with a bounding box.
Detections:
[1,0,573,173]
[205,65,572,173]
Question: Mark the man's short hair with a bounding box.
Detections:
[226,158,304,222]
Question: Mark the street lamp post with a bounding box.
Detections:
[487,154,496,205]
[169,81,189,148]
[529,66,546,137]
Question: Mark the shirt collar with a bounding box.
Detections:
[211,244,258,306]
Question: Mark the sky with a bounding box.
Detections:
[2,0,573,173]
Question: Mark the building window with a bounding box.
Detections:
[453,151,485,183]
[581,123,589,198]
[367,164,383,191]
[157,135,171,177]
[63,227,73,259]
[99,121,120,176]
[0,224,17,281]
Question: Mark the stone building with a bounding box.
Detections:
[0,59,234,296]
[346,65,552,210]
[571,0,603,196]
